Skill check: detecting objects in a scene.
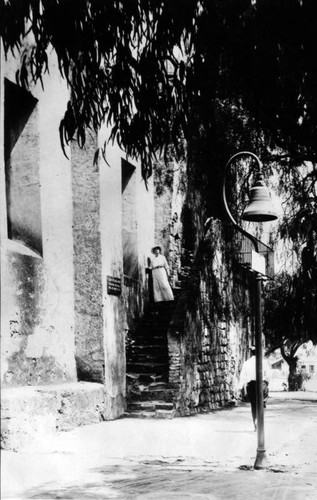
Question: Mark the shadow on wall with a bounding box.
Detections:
[75,356,105,383]
[5,78,42,256]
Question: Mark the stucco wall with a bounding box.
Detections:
[1,54,76,386]
[99,139,126,418]
[99,135,155,418]
[1,44,158,448]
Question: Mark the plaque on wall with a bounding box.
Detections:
[107,276,122,295]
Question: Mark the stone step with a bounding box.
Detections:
[127,380,169,390]
[143,320,172,327]
[148,301,174,308]
[125,398,177,419]
[146,307,173,314]
[129,342,167,352]
[135,388,175,402]
[127,353,168,364]
[128,400,174,411]
[156,409,177,419]
[124,411,157,419]
[147,381,170,389]
[128,401,156,411]
[145,309,172,315]
[126,297,178,418]
[137,328,169,336]
[142,317,172,325]
[127,362,168,374]
[126,372,166,384]
[142,313,173,321]
[126,379,178,396]
[130,332,167,347]
[143,311,172,318]
[127,359,168,368]
[128,346,168,357]
[129,343,166,353]
[129,344,167,351]
[124,408,177,419]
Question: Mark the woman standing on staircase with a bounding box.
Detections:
[149,245,174,302]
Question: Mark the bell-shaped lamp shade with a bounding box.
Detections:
[242,173,278,222]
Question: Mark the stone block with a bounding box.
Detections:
[1,382,107,450]
[1,413,57,451]
[57,383,106,430]
[155,409,176,419]
[1,386,59,450]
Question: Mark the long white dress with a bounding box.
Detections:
[151,254,174,302]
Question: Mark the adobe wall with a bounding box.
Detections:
[1,45,156,447]
[98,137,155,418]
[0,50,110,450]
[1,53,76,387]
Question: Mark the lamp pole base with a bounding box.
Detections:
[254,448,269,470]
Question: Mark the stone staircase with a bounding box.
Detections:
[126,300,179,418]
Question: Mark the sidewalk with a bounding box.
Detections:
[2,392,317,499]
[270,388,317,400]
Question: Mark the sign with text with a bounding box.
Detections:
[107,276,122,296]
[237,232,275,278]
[251,250,266,275]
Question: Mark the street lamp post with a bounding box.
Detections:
[253,272,267,469]
[222,151,278,470]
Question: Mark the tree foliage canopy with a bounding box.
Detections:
[1,0,317,177]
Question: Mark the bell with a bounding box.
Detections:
[242,173,278,222]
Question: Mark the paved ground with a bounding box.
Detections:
[2,391,317,499]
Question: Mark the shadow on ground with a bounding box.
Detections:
[24,462,317,500]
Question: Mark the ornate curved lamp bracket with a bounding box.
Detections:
[222,151,262,252]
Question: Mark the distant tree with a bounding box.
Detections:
[266,161,317,344]
[264,263,317,390]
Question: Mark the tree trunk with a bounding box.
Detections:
[288,358,299,391]
[281,342,302,392]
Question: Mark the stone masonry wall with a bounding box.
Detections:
[154,161,173,256]
[71,137,105,383]
[168,219,253,416]
[154,155,186,288]
[154,146,253,416]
